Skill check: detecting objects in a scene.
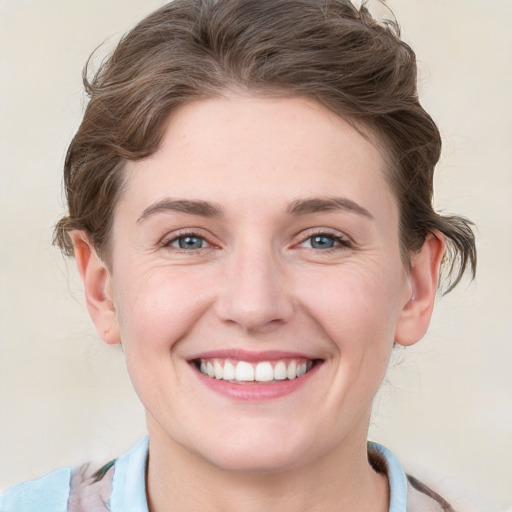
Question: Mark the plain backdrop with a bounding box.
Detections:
[1,0,511,509]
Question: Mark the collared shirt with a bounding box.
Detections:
[0,438,452,512]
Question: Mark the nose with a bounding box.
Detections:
[215,243,295,334]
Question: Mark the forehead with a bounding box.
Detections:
[120,96,397,222]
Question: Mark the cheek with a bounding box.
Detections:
[113,267,213,352]
[112,269,213,409]
[298,263,406,341]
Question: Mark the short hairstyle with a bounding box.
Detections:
[54,0,476,292]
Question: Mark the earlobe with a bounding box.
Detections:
[71,231,120,345]
[394,231,446,347]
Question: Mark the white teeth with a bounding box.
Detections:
[286,361,297,380]
[214,361,223,380]
[198,358,315,383]
[273,361,287,380]
[235,361,255,381]
[255,362,274,382]
[222,361,236,380]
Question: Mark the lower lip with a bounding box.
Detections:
[192,363,321,401]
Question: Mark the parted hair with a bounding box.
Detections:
[54,0,476,292]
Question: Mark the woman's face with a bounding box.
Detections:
[97,97,420,472]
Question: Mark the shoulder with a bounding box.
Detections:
[68,437,148,512]
[369,442,471,512]
[370,442,501,512]
[0,467,72,512]
[406,470,502,512]
[0,459,118,512]
[0,438,149,512]
[406,474,455,512]
[67,459,115,512]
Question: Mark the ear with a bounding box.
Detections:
[71,231,120,345]
[394,231,446,347]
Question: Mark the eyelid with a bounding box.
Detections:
[160,228,218,250]
[294,228,354,250]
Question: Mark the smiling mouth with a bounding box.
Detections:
[192,358,320,384]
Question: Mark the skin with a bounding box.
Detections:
[72,96,444,512]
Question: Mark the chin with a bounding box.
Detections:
[200,443,306,475]
[185,419,322,475]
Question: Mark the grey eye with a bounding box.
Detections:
[309,235,336,249]
[173,235,205,249]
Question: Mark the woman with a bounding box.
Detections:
[0,0,477,511]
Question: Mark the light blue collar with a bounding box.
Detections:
[110,437,150,512]
[368,442,408,512]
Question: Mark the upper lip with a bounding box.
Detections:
[187,349,320,362]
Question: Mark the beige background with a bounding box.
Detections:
[0,0,511,508]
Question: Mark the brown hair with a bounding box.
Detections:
[54,0,476,292]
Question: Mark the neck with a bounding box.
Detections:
[145,421,389,512]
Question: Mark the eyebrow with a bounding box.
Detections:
[137,199,223,223]
[286,197,374,219]
[136,196,373,223]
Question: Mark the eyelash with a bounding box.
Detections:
[296,230,353,252]
[161,229,353,254]
[161,231,214,252]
